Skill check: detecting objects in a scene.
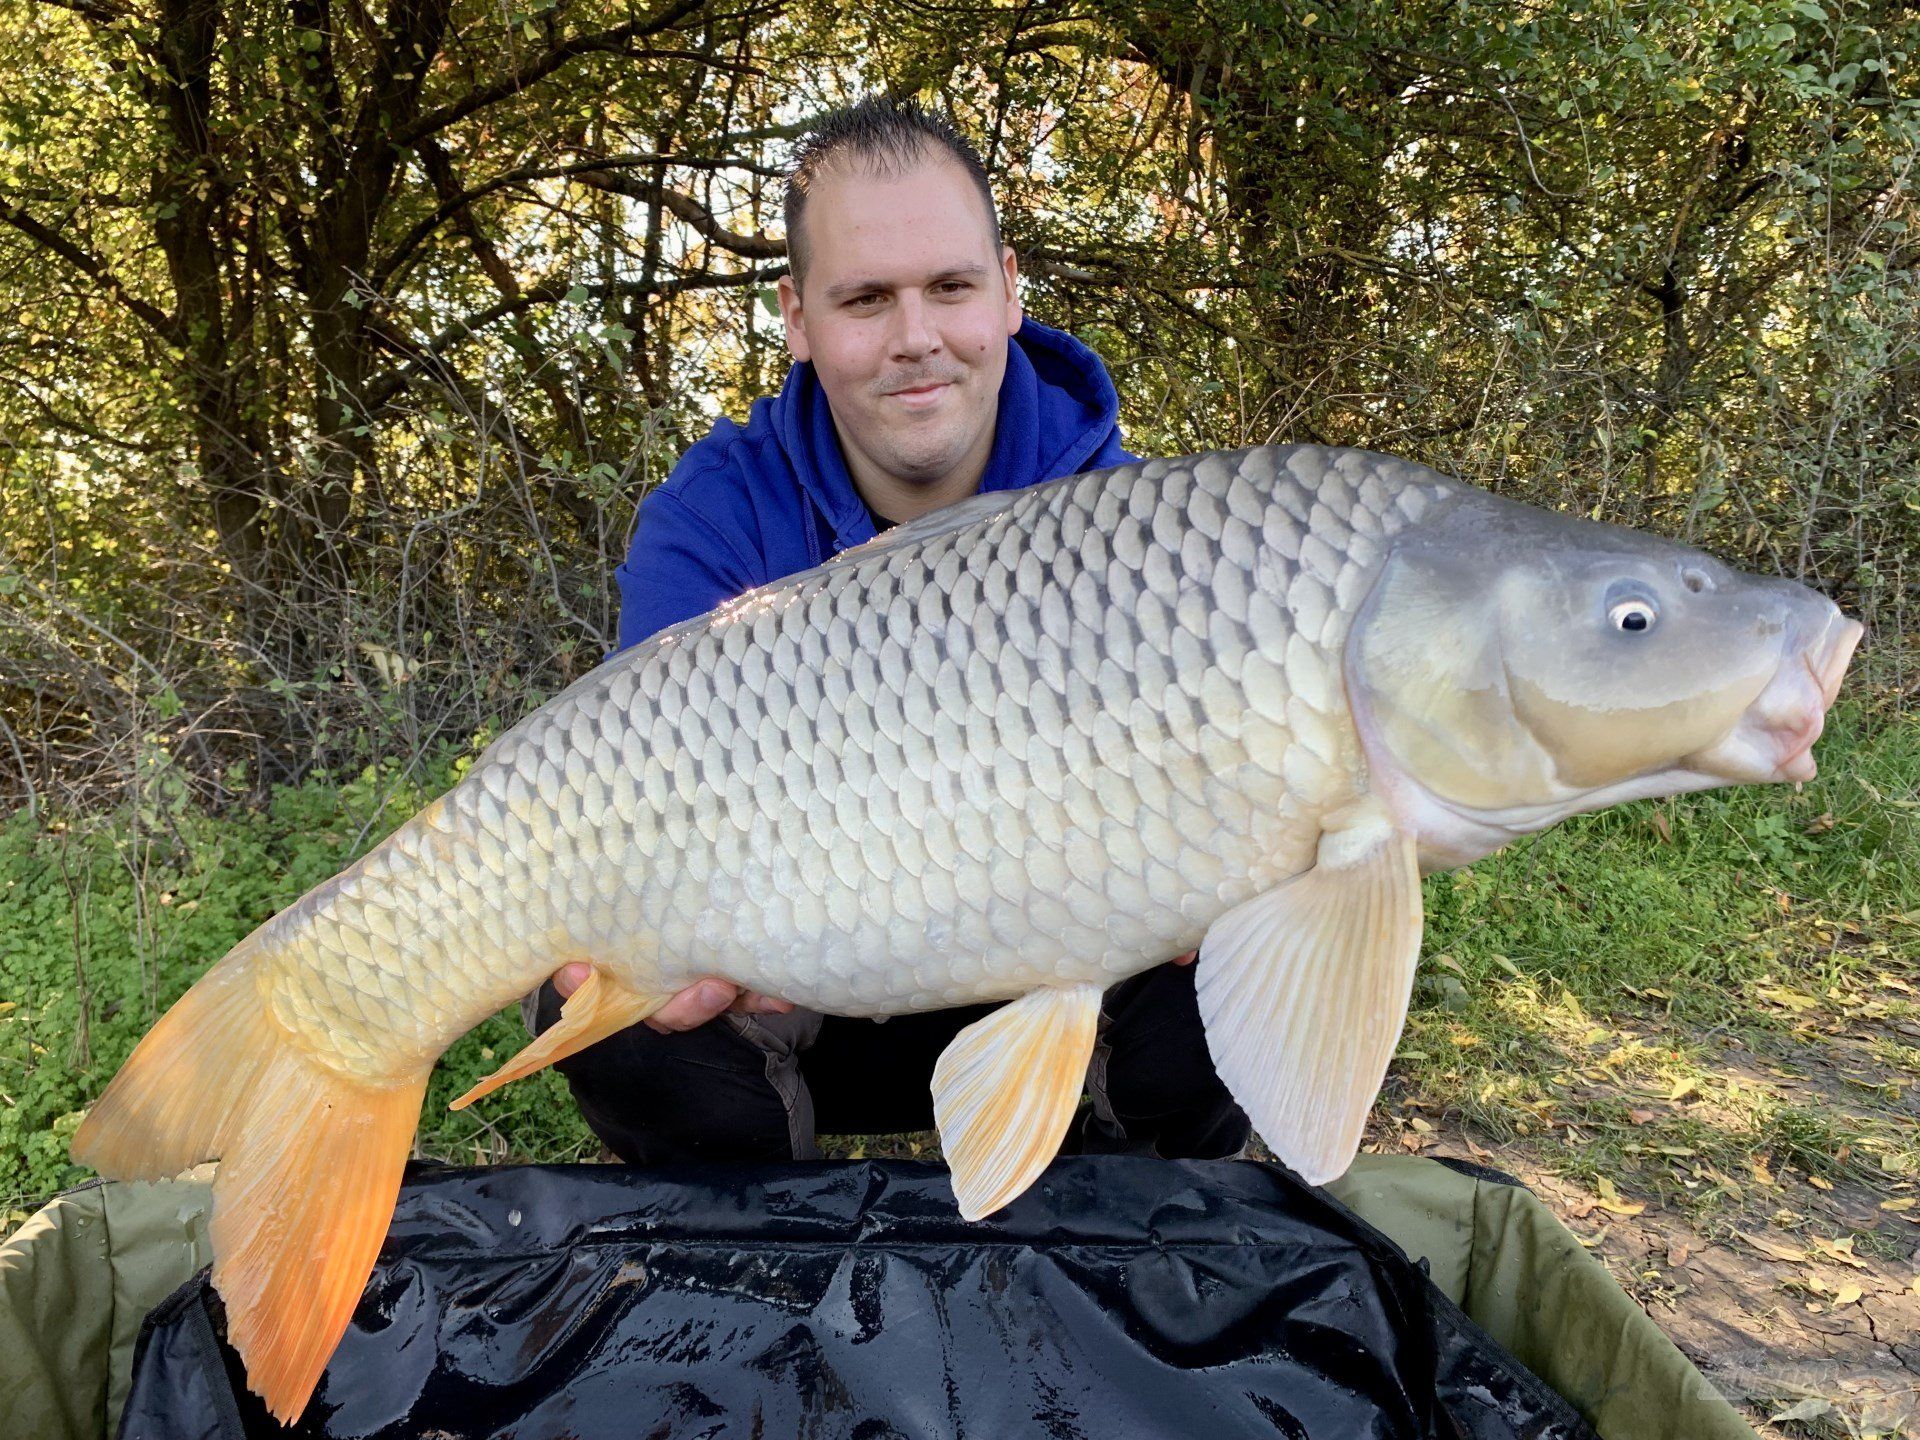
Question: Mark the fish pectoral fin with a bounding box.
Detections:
[1195,797,1423,1186]
[450,970,668,1111]
[931,983,1103,1220]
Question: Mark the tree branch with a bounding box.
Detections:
[394,0,715,151]
[572,168,785,257]
[31,0,132,25]
[371,149,783,292]
[361,264,786,410]
[0,192,181,343]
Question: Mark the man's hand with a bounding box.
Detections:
[551,963,796,1034]
[1172,950,1197,966]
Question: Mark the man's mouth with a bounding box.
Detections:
[885,378,956,407]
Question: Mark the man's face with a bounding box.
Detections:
[777,155,1022,496]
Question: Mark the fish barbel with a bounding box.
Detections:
[73,443,1862,1420]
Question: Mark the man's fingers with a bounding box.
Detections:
[644,979,741,1033]
[553,961,593,999]
[1171,949,1198,967]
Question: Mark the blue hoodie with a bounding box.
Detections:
[613,317,1136,652]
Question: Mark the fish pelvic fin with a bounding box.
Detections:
[1195,797,1423,1186]
[449,967,668,1111]
[71,946,431,1423]
[932,983,1103,1220]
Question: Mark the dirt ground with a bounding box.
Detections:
[1362,1028,1920,1440]
[1409,1134,1916,1439]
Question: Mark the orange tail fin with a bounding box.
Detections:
[72,949,428,1423]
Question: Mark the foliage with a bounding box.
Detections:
[0,0,1915,810]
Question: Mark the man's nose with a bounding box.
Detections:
[888,293,939,359]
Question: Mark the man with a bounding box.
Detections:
[527,97,1249,1168]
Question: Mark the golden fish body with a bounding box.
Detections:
[256,445,1438,1072]
[72,443,1861,1422]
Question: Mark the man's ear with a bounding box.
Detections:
[1001,244,1023,336]
[777,273,811,362]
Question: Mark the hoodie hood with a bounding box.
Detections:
[772,316,1128,551]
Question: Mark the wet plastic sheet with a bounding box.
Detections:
[118,1156,1597,1439]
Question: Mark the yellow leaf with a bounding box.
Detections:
[1813,1236,1871,1271]
[1833,1284,1862,1307]
[1668,1077,1700,1102]
[1879,1198,1916,1212]
[1594,1176,1645,1216]
[1809,1174,1833,1191]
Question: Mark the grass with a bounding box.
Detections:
[0,682,1913,1236]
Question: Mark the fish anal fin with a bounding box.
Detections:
[1196,798,1423,1185]
[450,968,666,1111]
[932,983,1103,1220]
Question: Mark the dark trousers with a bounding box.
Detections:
[531,963,1251,1166]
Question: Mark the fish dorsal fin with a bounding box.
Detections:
[450,968,669,1111]
[932,983,1104,1219]
[1195,799,1423,1185]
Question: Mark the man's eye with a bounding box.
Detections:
[936,281,970,295]
[846,294,883,310]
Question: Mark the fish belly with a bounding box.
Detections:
[254,446,1450,1072]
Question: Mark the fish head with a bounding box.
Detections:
[1349,491,1863,858]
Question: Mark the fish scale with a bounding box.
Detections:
[250,445,1443,1078]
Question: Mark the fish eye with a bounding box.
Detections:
[1608,597,1658,633]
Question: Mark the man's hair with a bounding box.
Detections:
[784,96,1001,293]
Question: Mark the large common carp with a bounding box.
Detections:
[74,444,1861,1421]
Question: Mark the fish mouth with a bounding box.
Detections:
[1690,611,1864,785]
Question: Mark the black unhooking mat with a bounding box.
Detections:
[117,1156,1596,1440]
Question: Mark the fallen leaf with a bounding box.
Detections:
[1808,1174,1833,1191]
[1833,1284,1862,1306]
[1734,1229,1807,1263]
[1812,1236,1870,1271]
[1629,1108,1657,1124]
[1879,1198,1915,1212]
[1668,1243,1692,1266]
[1768,1398,1843,1426]
[1668,1077,1700,1102]
[1751,1156,1777,1188]
[1595,1176,1646,1217]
